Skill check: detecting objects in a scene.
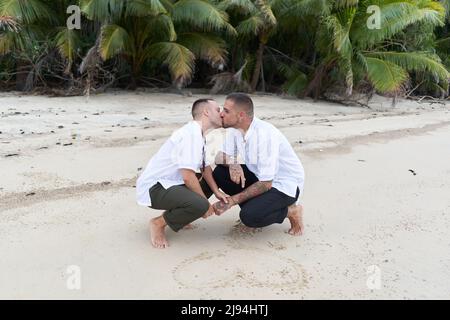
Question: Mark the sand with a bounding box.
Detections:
[0,90,449,299]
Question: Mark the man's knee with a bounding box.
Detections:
[190,197,210,218]
[239,208,260,228]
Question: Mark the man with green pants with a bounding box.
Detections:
[136,99,228,249]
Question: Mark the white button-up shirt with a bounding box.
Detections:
[221,117,305,204]
[136,121,208,206]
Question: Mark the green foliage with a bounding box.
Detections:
[0,0,448,97]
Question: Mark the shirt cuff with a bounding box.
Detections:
[256,174,275,181]
[178,165,198,172]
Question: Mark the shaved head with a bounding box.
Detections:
[191,98,215,119]
[225,93,254,117]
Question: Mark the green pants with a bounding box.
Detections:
[149,177,213,232]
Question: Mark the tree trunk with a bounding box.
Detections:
[231,44,238,73]
[128,76,138,90]
[260,56,265,92]
[15,59,28,91]
[129,60,140,90]
[251,41,265,92]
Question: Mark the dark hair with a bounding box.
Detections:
[225,93,254,117]
[191,98,214,119]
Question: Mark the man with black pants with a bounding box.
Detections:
[212,93,305,235]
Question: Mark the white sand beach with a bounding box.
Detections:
[0,91,449,299]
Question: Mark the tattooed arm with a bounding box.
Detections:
[231,180,272,204]
[213,180,272,215]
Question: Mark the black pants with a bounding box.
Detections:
[213,165,299,228]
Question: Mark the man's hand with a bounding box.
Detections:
[229,164,245,188]
[214,190,230,203]
[202,205,215,219]
[213,197,236,216]
[213,201,230,216]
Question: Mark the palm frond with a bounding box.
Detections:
[81,0,125,21]
[364,56,409,92]
[353,1,445,48]
[366,51,449,82]
[146,41,195,85]
[324,14,353,58]
[275,0,331,20]
[236,15,265,36]
[334,0,360,8]
[0,0,53,24]
[125,0,167,16]
[55,28,82,65]
[0,31,14,54]
[0,15,19,32]
[441,0,450,18]
[177,32,227,67]
[255,0,277,26]
[140,13,176,43]
[217,0,257,14]
[436,36,450,50]
[99,24,130,60]
[159,0,175,12]
[172,0,236,35]
[0,27,26,54]
[352,50,369,83]
[278,62,308,96]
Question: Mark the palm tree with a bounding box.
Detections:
[0,0,85,90]
[277,0,449,98]
[1,0,50,90]
[327,0,448,93]
[270,0,330,95]
[435,0,450,80]
[81,0,235,88]
[219,0,277,91]
[1,0,448,98]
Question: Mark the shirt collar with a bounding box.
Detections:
[244,117,258,142]
[191,120,206,143]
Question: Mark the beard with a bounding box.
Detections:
[215,120,224,128]
[222,119,238,129]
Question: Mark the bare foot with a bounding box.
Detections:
[233,220,262,234]
[286,204,304,236]
[182,223,197,230]
[239,224,260,233]
[149,217,169,249]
